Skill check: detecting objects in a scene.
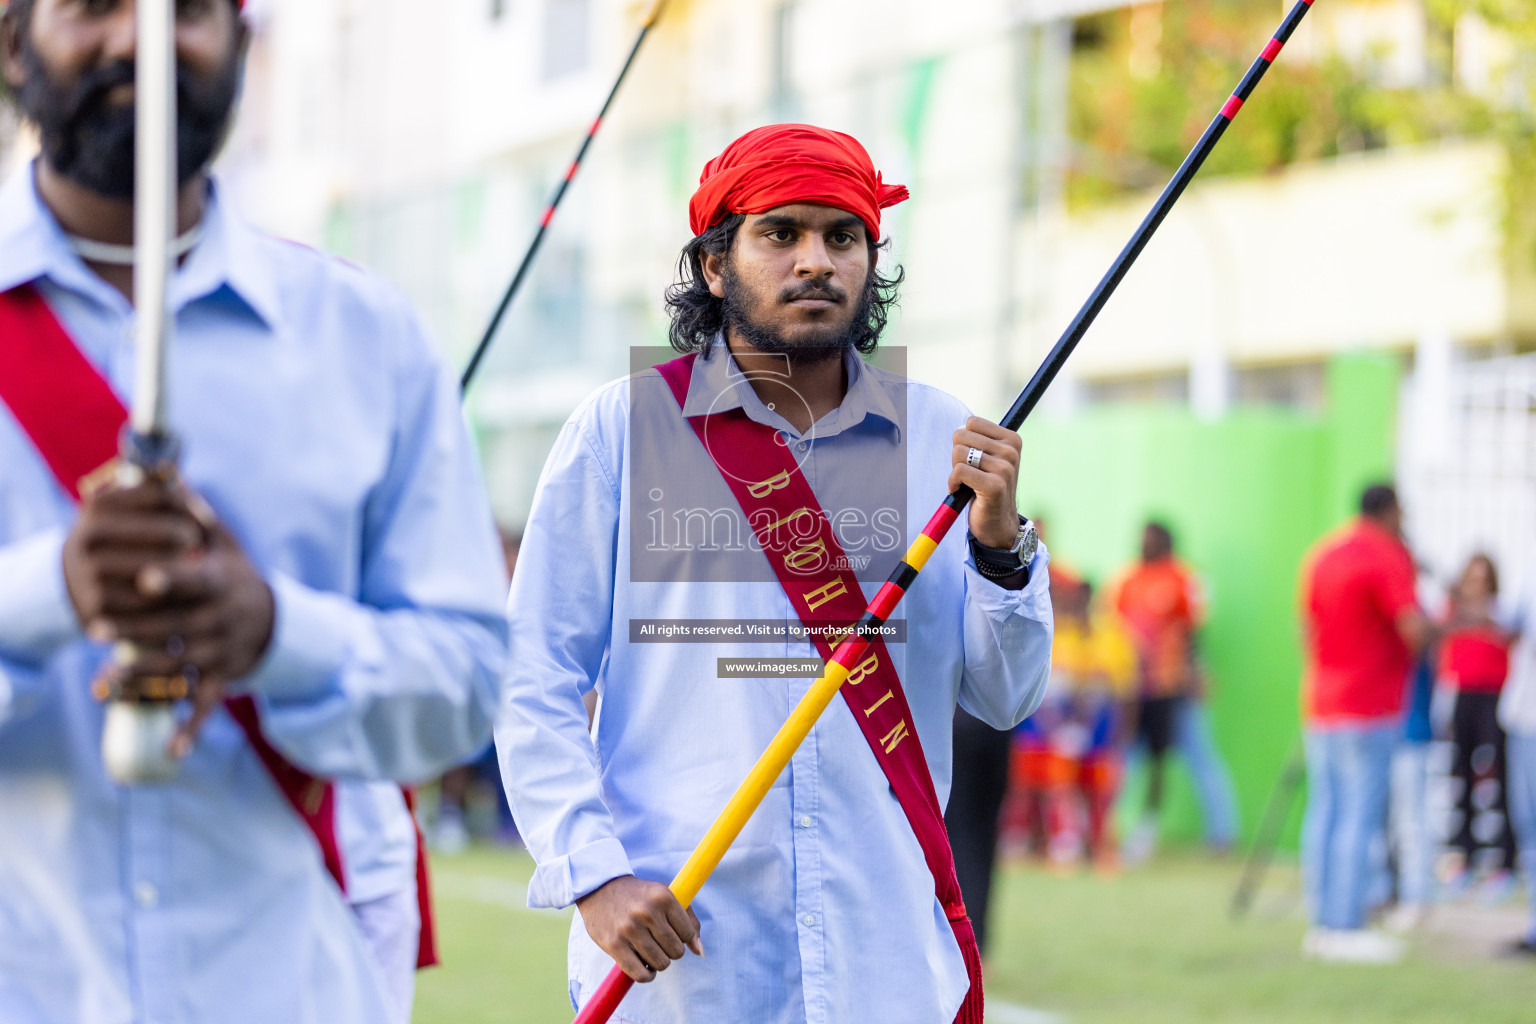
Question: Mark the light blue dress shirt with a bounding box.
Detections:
[0,166,509,1024]
[497,342,1053,1024]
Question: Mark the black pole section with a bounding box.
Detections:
[460,1,668,392]
[996,0,1313,433]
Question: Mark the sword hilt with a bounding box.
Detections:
[95,426,189,785]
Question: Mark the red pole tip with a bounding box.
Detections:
[573,969,635,1024]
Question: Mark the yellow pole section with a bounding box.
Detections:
[664,526,936,904]
[669,658,851,903]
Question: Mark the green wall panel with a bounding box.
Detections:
[1014,353,1400,846]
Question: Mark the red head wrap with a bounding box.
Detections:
[0,0,245,8]
[688,123,909,242]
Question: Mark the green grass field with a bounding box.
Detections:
[416,847,1533,1024]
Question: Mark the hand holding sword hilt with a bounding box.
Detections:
[69,435,273,783]
[71,434,194,783]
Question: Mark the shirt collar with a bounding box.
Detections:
[0,161,282,330]
[680,335,905,441]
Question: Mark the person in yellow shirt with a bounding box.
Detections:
[1046,579,1139,868]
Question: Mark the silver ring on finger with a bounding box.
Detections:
[966,447,984,469]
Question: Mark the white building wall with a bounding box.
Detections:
[220,0,1531,523]
[1020,141,1524,382]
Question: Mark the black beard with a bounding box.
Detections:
[720,263,876,366]
[16,42,242,200]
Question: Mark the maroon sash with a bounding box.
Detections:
[657,353,984,1024]
[0,283,438,968]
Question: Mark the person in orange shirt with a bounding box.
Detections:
[1112,521,1204,861]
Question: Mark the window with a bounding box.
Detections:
[543,0,591,81]
[1232,361,1326,412]
[1082,371,1189,406]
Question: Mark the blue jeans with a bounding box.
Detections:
[1389,742,1434,907]
[1506,730,1536,944]
[1303,721,1397,930]
[1175,699,1239,846]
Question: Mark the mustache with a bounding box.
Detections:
[780,281,847,304]
[19,38,245,198]
[55,58,138,126]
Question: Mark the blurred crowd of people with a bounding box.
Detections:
[1299,483,1536,964]
[993,521,1238,874]
[943,485,1536,968]
[436,488,1536,972]
[946,518,1241,950]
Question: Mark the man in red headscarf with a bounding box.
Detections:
[499,124,1055,1023]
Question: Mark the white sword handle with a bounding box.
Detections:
[102,0,182,787]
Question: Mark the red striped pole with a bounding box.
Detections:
[460,0,669,391]
[574,1,1318,1019]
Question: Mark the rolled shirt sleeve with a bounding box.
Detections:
[241,297,509,784]
[957,542,1054,729]
[497,407,635,909]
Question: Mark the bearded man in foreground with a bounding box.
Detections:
[498,123,1054,1023]
[0,2,508,1021]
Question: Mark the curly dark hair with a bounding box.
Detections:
[664,213,904,354]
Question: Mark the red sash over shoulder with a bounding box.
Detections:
[0,283,438,969]
[657,353,985,1024]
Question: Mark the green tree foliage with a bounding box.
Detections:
[1067,0,1534,270]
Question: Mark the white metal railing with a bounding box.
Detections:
[1400,350,1536,600]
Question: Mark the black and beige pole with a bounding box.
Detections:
[98,0,185,785]
[460,0,668,391]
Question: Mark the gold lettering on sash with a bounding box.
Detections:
[880,720,911,754]
[784,539,826,572]
[844,652,880,687]
[748,470,794,499]
[802,579,848,612]
[763,507,815,535]
[863,689,894,716]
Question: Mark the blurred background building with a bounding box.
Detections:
[5,0,1529,844]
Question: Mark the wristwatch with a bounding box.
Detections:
[969,515,1038,579]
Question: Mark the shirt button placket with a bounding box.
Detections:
[789,734,826,1022]
[126,788,176,1024]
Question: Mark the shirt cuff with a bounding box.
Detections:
[966,546,1050,604]
[239,572,356,701]
[526,836,635,910]
[0,528,82,657]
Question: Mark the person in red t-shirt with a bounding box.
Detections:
[1298,484,1431,964]
[1439,553,1517,881]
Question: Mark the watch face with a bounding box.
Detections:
[1017,522,1039,564]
